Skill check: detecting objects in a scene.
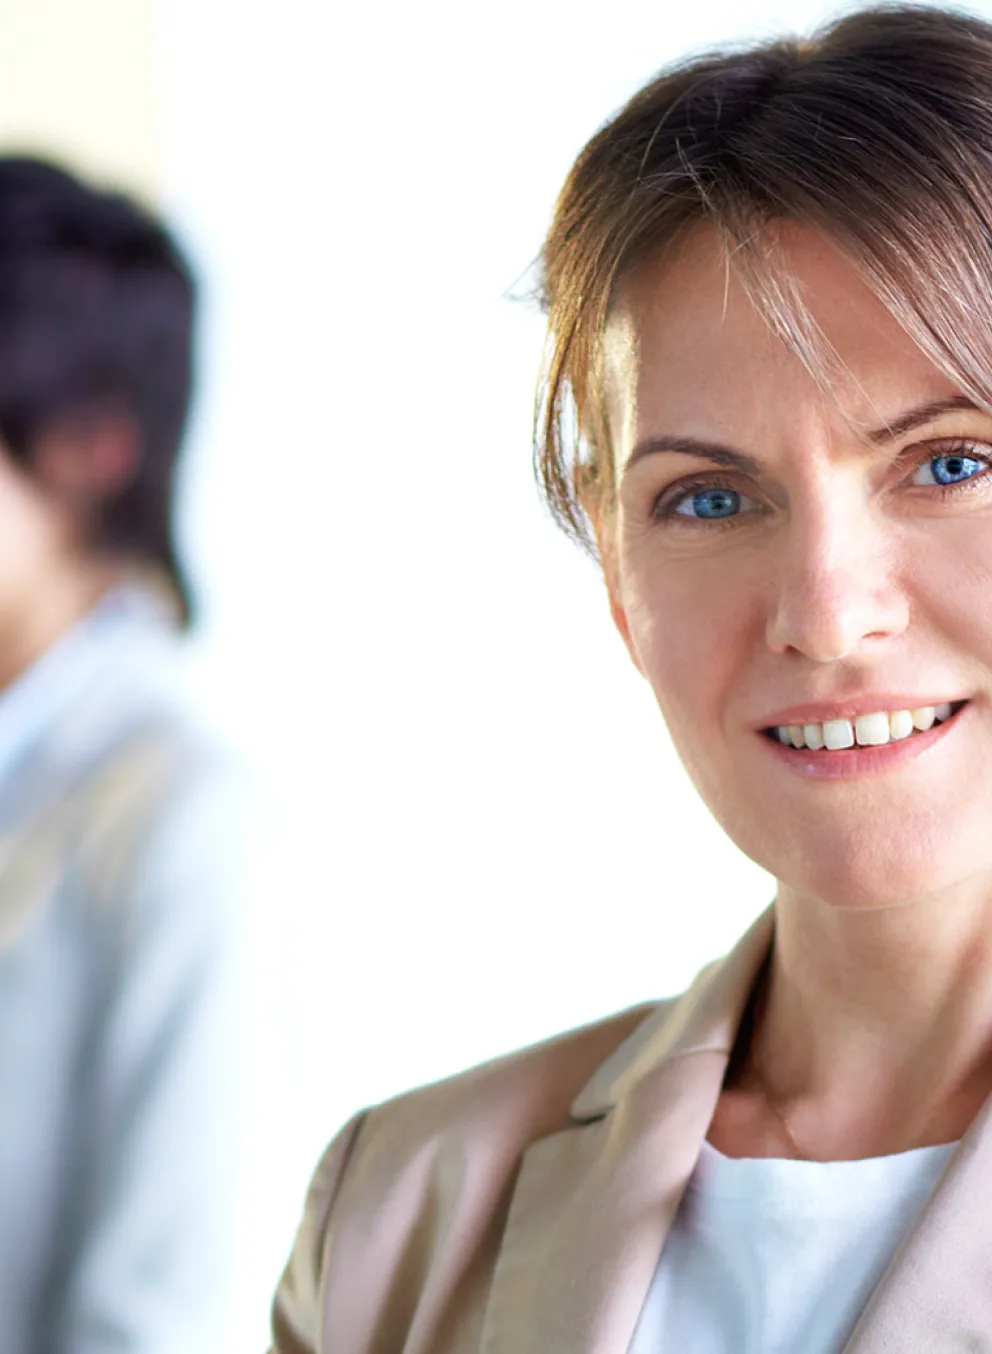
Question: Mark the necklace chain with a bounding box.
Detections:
[748,958,811,1161]
[750,1043,808,1159]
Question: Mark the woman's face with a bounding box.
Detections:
[604,224,992,907]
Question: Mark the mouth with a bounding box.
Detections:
[763,699,969,752]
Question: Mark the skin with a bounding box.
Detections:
[601,223,992,1160]
[0,415,138,690]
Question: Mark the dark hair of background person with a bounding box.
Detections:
[0,156,196,625]
[536,3,992,558]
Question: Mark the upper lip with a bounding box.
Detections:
[758,695,968,729]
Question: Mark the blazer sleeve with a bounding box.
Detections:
[45,744,253,1354]
[270,1112,369,1354]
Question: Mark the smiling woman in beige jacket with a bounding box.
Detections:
[271,6,992,1351]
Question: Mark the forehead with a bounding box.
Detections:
[603,223,958,461]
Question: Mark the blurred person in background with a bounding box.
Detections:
[272,5,992,1352]
[0,157,245,1353]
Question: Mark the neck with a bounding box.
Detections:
[0,557,123,692]
[746,884,992,1157]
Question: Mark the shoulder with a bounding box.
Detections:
[273,1000,664,1351]
[43,600,250,832]
[313,1000,672,1244]
[34,622,254,926]
[358,1000,661,1161]
[62,703,242,900]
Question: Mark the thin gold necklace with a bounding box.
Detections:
[751,1044,808,1159]
[748,962,811,1161]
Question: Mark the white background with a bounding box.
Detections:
[157,0,859,1343]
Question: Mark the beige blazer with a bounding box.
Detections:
[271,905,992,1352]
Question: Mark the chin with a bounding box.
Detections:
[776,860,958,911]
[707,782,992,909]
[760,826,990,911]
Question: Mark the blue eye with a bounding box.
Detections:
[913,452,988,487]
[675,487,743,519]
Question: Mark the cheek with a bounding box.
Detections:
[621,553,760,740]
[0,484,66,585]
[911,523,992,661]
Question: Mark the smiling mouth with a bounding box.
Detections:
[764,700,969,751]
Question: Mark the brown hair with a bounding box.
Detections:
[0,158,196,626]
[536,4,992,555]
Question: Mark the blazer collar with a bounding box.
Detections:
[481,901,992,1353]
[570,903,776,1121]
[480,906,776,1354]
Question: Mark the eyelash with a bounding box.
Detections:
[651,439,992,527]
[651,474,747,530]
[907,439,992,498]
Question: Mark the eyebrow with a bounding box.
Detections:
[865,394,982,443]
[623,437,761,478]
[623,395,985,478]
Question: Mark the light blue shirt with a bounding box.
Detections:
[0,586,247,1354]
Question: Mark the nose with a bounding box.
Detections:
[765,495,910,663]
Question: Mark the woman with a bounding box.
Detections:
[0,158,247,1353]
[271,5,992,1350]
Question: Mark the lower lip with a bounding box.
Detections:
[760,704,968,780]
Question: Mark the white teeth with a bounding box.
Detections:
[804,723,825,750]
[773,701,961,751]
[889,709,914,741]
[823,718,855,750]
[854,711,891,746]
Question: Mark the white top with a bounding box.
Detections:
[0,585,250,1354]
[628,1133,959,1354]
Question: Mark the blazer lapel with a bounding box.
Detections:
[844,1085,992,1351]
[480,899,992,1354]
[480,906,776,1354]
